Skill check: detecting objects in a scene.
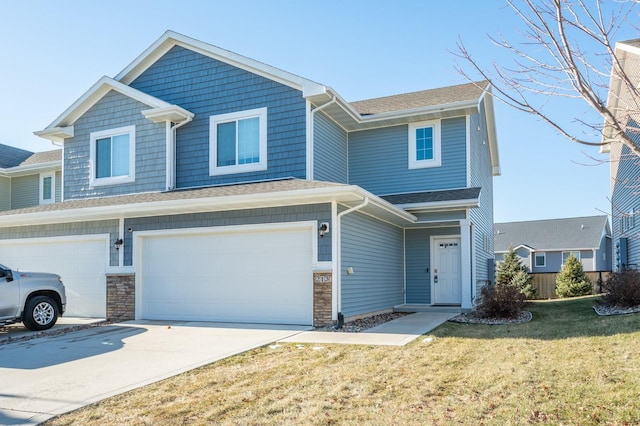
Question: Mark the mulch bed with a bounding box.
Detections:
[314,312,410,333]
[449,310,532,325]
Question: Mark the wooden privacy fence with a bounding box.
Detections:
[530,271,610,299]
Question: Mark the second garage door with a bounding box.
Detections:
[138,223,314,325]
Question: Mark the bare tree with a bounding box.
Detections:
[454,0,640,157]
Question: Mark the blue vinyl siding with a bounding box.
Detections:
[313,111,348,183]
[10,175,38,209]
[611,140,640,269]
[123,204,332,266]
[64,90,167,199]
[348,117,467,196]
[469,107,495,292]
[0,177,10,211]
[129,46,307,188]
[405,226,460,304]
[340,211,404,317]
[0,220,119,266]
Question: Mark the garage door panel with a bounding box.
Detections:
[140,225,314,325]
[0,237,107,318]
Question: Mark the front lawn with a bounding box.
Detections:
[46,296,640,425]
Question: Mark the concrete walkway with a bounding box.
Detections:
[279,312,456,346]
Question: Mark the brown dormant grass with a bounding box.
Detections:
[45,296,640,425]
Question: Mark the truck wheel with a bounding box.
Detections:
[23,296,58,331]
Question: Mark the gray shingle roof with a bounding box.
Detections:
[350,81,489,115]
[382,187,481,205]
[20,149,62,166]
[494,216,610,252]
[0,144,33,168]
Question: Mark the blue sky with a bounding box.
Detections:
[1,0,635,222]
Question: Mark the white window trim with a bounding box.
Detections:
[39,171,55,205]
[408,119,442,169]
[534,252,546,267]
[209,107,268,176]
[89,125,136,187]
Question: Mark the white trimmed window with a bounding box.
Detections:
[562,251,581,265]
[534,252,546,267]
[90,125,135,186]
[209,107,267,176]
[408,120,441,169]
[39,172,55,205]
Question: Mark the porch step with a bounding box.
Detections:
[394,304,469,314]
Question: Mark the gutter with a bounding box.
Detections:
[334,196,369,328]
[309,96,337,180]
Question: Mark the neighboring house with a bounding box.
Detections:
[494,216,612,273]
[0,144,62,210]
[0,31,500,325]
[602,39,640,271]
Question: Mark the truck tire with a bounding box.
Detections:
[23,295,58,331]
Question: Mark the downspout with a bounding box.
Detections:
[309,96,337,180]
[334,196,369,328]
[166,117,193,191]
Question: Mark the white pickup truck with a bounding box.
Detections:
[0,263,66,331]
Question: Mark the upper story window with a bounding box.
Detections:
[90,125,135,187]
[408,120,441,169]
[209,108,267,176]
[534,252,546,267]
[39,172,55,205]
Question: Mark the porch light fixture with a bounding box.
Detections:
[114,238,124,251]
[319,222,330,238]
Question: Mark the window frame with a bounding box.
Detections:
[408,119,442,169]
[209,107,268,176]
[89,125,136,187]
[562,251,581,265]
[534,252,546,268]
[39,171,55,205]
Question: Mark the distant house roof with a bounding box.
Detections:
[494,216,610,253]
[0,144,33,168]
[351,81,489,115]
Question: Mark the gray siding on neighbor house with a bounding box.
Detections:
[313,111,348,183]
[0,220,119,266]
[469,107,495,291]
[123,204,332,266]
[64,90,167,199]
[0,177,9,211]
[340,211,404,317]
[347,117,467,196]
[10,175,38,210]
[405,226,461,304]
[129,46,308,188]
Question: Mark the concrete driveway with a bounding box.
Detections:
[0,320,309,425]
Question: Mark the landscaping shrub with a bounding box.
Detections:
[476,284,527,319]
[495,246,536,299]
[555,255,592,298]
[600,269,640,307]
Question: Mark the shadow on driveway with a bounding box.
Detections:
[0,325,146,369]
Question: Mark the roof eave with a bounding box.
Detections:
[397,198,479,212]
[0,161,61,177]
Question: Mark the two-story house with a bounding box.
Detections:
[603,39,640,272]
[0,144,61,210]
[494,216,612,273]
[0,31,500,326]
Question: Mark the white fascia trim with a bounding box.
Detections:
[0,185,416,228]
[141,105,194,123]
[33,126,74,143]
[616,40,640,56]
[482,88,501,176]
[396,198,480,212]
[116,31,328,98]
[36,76,175,132]
[0,161,61,177]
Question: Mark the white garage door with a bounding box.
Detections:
[138,223,314,325]
[0,235,108,317]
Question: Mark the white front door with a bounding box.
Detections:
[432,237,462,305]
